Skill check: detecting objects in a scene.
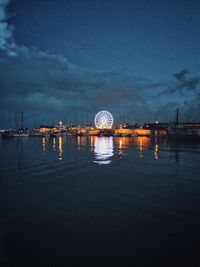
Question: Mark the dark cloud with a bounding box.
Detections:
[0,41,161,126]
[174,69,200,91]
[174,69,188,82]
[1,45,200,127]
[168,69,200,93]
[157,69,200,96]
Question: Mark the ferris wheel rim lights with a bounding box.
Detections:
[94,110,113,129]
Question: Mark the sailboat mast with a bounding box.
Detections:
[21,110,23,129]
[14,112,19,129]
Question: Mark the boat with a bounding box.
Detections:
[13,132,29,137]
[168,109,200,141]
[12,111,30,137]
[1,130,14,138]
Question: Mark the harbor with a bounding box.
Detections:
[1,109,200,140]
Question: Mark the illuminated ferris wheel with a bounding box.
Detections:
[94,110,113,129]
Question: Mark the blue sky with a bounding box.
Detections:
[0,0,200,127]
[10,0,200,77]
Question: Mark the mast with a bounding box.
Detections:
[175,108,179,125]
[14,112,19,129]
[21,110,24,129]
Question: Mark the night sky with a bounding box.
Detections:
[0,0,200,127]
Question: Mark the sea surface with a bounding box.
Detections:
[0,136,200,266]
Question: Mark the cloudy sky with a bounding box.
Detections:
[0,0,200,127]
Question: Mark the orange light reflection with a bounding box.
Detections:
[58,136,63,160]
[134,137,151,158]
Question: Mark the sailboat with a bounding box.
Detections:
[13,110,29,137]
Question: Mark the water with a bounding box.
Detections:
[0,136,200,265]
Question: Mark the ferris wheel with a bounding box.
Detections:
[94,110,113,129]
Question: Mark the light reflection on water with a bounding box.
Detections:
[39,136,170,163]
[39,136,154,164]
[40,136,160,164]
[154,143,159,160]
[93,136,113,165]
[2,136,200,170]
[42,137,46,153]
[52,137,56,151]
[58,136,63,161]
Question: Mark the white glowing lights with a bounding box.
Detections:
[93,137,113,165]
[94,110,113,129]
